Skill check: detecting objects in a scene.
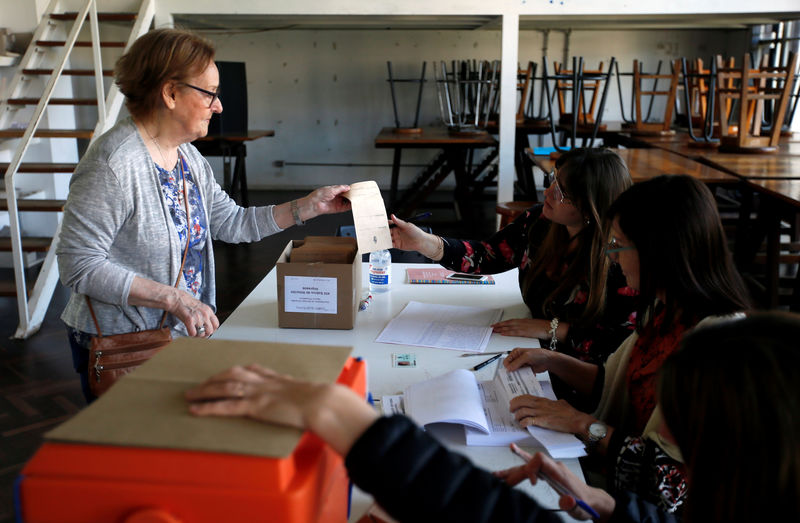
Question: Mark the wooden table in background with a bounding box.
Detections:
[375,126,497,219]
[527,147,738,186]
[620,132,800,169]
[193,130,275,206]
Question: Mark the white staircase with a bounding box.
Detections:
[0,0,154,338]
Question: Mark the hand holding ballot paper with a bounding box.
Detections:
[341,181,392,253]
[382,359,586,458]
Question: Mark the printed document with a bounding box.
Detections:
[375,301,502,352]
[382,363,586,457]
[342,181,392,253]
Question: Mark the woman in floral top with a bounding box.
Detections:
[391,148,636,370]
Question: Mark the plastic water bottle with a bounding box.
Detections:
[368,249,392,293]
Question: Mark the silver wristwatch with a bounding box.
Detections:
[586,421,608,447]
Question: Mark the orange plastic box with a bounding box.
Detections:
[17,357,367,523]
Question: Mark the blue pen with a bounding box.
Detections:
[389,211,432,228]
[510,443,601,520]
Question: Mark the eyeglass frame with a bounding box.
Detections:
[546,169,573,206]
[181,83,220,108]
[605,236,635,259]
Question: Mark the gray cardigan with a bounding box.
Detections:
[57,117,282,337]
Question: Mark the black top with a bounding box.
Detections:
[345,415,677,523]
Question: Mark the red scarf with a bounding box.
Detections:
[626,309,693,432]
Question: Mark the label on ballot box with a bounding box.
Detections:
[284,276,337,314]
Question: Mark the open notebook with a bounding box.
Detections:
[382,363,585,459]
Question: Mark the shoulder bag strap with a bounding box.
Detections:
[86,154,192,336]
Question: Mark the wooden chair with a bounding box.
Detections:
[386,61,426,134]
[679,57,721,147]
[621,59,681,136]
[553,60,605,129]
[715,52,798,153]
[515,61,535,124]
[541,56,616,152]
[687,58,711,128]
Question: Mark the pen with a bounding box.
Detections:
[460,351,507,357]
[509,443,601,520]
[390,212,432,228]
[472,352,503,371]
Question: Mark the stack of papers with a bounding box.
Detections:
[382,363,586,459]
[375,301,502,352]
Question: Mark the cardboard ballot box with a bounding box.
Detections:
[277,237,361,330]
[17,338,365,523]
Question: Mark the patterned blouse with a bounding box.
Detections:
[156,155,208,298]
[438,204,637,366]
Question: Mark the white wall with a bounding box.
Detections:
[206,27,747,190]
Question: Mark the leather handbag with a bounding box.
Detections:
[86,156,192,396]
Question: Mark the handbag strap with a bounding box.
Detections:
[86,154,192,337]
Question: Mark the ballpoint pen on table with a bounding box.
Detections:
[509,442,601,520]
[460,351,507,357]
[471,352,504,371]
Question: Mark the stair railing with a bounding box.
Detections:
[4,0,154,338]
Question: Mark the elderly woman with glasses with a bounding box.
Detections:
[392,148,636,408]
[57,28,351,403]
[504,175,752,515]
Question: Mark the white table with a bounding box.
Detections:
[215,263,584,522]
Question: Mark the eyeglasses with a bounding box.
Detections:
[606,236,635,259]
[547,170,573,206]
[182,83,220,108]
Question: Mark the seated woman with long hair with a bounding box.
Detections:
[503,174,752,514]
[392,148,636,408]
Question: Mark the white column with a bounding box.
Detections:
[497,13,519,213]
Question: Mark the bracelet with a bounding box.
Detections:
[291,199,305,226]
[428,235,444,261]
[549,317,559,350]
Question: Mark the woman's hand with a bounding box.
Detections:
[185,364,378,456]
[169,288,219,337]
[509,395,594,435]
[495,448,616,522]
[491,318,551,338]
[128,276,218,337]
[389,214,442,260]
[186,364,331,428]
[503,347,554,373]
[302,184,352,218]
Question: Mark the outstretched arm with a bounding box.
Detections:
[272,185,352,231]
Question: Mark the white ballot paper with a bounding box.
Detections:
[375,301,502,352]
[342,180,392,253]
[381,363,586,458]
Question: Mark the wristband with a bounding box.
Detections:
[291,199,305,226]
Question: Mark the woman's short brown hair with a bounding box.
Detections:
[115,28,216,119]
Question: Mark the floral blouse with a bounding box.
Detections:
[438,204,637,366]
[156,156,208,298]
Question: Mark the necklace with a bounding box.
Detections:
[142,123,171,169]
